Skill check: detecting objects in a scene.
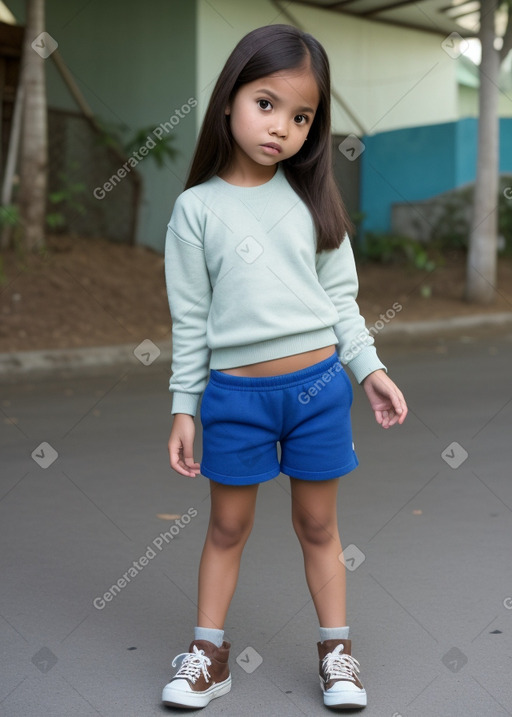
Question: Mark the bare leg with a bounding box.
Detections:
[197,480,259,629]
[290,476,346,626]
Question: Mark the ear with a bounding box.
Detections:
[225,104,231,116]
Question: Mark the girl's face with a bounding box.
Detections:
[225,65,320,177]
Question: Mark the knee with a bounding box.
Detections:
[209,515,253,550]
[292,512,336,547]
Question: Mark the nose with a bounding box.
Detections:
[269,115,287,139]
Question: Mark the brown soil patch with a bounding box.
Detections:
[1,236,511,354]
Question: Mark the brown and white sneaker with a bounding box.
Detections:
[162,639,232,709]
[318,638,367,709]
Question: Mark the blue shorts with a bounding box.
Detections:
[199,350,358,486]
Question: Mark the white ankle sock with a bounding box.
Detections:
[194,626,224,647]
[319,626,350,641]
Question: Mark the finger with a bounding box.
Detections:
[389,394,408,425]
[389,391,403,415]
[172,452,191,476]
[397,398,408,424]
[176,455,200,477]
[170,442,196,476]
[178,450,200,476]
[177,453,200,476]
[178,461,200,477]
[389,396,409,426]
[386,410,400,428]
[384,389,405,422]
[180,442,200,470]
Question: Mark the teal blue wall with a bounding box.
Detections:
[8,0,197,251]
[361,118,512,235]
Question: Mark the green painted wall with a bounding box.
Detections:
[8,0,197,251]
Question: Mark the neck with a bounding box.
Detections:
[219,149,278,186]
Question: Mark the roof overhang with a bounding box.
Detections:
[283,0,482,38]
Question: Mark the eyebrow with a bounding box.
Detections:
[255,88,315,114]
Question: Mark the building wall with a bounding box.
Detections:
[12,0,506,250]
[458,84,512,119]
[8,0,197,251]
[197,0,459,136]
[361,117,512,234]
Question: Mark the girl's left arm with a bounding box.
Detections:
[315,234,407,427]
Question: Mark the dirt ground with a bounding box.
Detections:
[1,234,511,354]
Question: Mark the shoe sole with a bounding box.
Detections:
[323,693,367,709]
[162,675,232,708]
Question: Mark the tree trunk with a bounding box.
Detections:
[18,0,47,252]
[466,0,500,304]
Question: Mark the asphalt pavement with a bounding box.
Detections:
[1,324,511,717]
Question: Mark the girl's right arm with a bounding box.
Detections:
[164,193,212,477]
[165,194,212,418]
[168,413,201,477]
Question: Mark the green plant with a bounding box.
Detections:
[46,168,86,231]
[0,204,20,228]
[358,232,437,271]
[0,204,23,270]
[95,119,179,168]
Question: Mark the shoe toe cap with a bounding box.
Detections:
[162,678,193,696]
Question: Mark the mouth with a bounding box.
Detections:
[261,143,282,154]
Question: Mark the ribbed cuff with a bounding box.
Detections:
[345,345,387,384]
[171,392,200,416]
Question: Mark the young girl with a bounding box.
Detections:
[161,24,407,711]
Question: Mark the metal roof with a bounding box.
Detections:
[285,0,481,37]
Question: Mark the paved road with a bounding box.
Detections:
[1,326,511,717]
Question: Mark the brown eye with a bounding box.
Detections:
[295,114,308,125]
[258,99,272,110]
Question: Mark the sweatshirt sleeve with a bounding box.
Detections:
[164,194,212,416]
[315,234,387,383]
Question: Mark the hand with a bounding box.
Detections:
[362,369,408,429]
[168,413,201,477]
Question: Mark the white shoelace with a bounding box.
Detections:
[172,645,212,684]
[322,644,361,681]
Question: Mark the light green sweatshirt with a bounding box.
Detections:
[165,164,386,415]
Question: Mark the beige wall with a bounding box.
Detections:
[458,85,512,119]
[196,0,459,136]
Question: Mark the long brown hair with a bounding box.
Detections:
[185,24,352,251]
